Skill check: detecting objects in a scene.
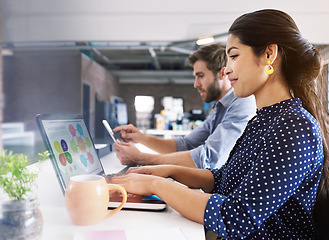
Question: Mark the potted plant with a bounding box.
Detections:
[0,150,49,240]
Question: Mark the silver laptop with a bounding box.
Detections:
[36,113,166,211]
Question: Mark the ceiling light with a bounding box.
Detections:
[196,36,215,45]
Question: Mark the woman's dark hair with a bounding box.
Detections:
[188,43,227,77]
[229,9,329,239]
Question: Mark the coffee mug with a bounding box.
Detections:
[65,174,127,226]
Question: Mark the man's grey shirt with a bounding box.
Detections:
[174,88,256,169]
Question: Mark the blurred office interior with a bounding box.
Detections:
[0,0,329,162]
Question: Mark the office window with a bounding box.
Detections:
[161,96,184,122]
[135,96,154,113]
[135,96,154,130]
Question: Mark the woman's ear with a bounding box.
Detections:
[265,44,278,65]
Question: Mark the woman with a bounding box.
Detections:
[112,9,329,239]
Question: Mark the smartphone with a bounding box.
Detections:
[102,120,117,143]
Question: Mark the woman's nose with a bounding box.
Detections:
[224,67,231,76]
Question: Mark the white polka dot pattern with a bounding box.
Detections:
[204,98,323,239]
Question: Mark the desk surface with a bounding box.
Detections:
[36,145,205,240]
[145,129,192,139]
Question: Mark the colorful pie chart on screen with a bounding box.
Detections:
[52,122,98,174]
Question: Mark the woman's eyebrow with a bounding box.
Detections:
[227,46,238,55]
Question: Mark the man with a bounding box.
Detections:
[113,44,256,168]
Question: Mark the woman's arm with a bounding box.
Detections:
[126,165,215,193]
[155,176,212,223]
[111,173,213,224]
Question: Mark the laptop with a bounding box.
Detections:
[36,113,166,211]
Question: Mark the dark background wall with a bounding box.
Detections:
[3,51,82,133]
[2,51,123,142]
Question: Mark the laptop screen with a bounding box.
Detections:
[37,114,167,211]
[36,114,104,192]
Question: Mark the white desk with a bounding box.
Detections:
[145,129,192,139]
[36,147,205,240]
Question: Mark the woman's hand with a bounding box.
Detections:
[126,165,175,178]
[110,165,176,196]
[125,165,215,193]
[111,171,212,225]
[110,173,163,196]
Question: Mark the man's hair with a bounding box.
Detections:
[188,44,227,77]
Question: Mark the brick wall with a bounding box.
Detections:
[81,54,122,137]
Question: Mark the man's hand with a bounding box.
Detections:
[112,124,144,143]
[112,140,142,165]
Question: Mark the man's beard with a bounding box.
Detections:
[203,77,221,103]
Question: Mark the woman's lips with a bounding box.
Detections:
[229,78,237,86]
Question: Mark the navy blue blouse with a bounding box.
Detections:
[204,98,323,239]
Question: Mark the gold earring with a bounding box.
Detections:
[265,60,274,75]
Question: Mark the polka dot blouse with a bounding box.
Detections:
[204,98,323,239]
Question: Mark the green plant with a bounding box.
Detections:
[0,150,49,200]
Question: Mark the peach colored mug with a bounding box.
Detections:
[65,175,127,226]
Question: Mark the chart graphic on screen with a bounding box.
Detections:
[42,119,102,184]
